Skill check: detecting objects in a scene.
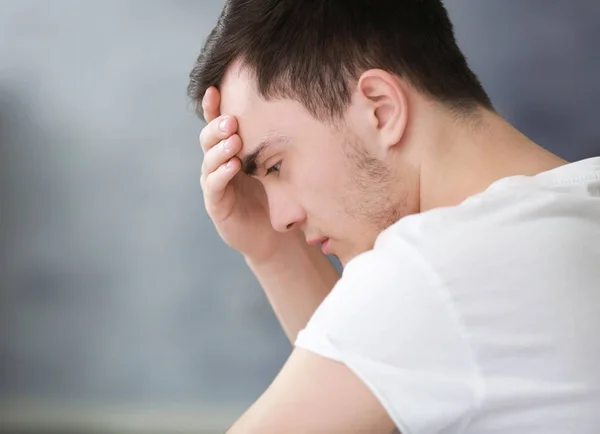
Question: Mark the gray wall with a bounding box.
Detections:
[0,0,598,428]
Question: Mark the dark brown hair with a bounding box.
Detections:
[188,0,493,121]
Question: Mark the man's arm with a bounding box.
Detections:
[198,87,339,344]
[226,347,397,434]
[245,231,340,344]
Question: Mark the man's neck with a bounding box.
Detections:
[418,109,568,212]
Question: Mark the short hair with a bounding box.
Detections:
[188,0,494,122]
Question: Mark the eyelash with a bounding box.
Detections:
[266,161,282,175]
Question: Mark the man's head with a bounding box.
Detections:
[189,0,493,265]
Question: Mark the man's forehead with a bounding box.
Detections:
[219,62,262,117]
[218,69,284,174]
[218,63,320,154]
[220,67,296,146]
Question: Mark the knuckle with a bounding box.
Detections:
[204,173,218,194]
[199,127,216,152]
[199,128,208,149]
[202,145,221,173]
[200,151,208,172]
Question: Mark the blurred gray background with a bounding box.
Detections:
[0,1,598,432]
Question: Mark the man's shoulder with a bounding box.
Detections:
[338,199,492,288]
[380,156,600,248]
[367,195,502,268]
[363,168,600,285]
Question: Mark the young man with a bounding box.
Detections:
[189,1,600,433]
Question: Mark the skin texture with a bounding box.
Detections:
[199,61,568,433]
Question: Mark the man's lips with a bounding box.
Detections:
[306,237,331,254]
[320,238,332,254]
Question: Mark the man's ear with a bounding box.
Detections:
[357,69,408,150]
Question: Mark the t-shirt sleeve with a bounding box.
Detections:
[295,240,482,434]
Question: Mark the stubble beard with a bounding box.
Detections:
[341,134,408,239]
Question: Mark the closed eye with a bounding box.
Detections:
[266,161,282,175]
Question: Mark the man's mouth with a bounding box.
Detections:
[320,238,331,255]
[306,236,331,254]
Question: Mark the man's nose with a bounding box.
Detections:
[267,189,305,233]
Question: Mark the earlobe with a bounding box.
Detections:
[357,70,408,150]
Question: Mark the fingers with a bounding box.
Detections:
[199,86,238,154]
[201,134,242,186]
[199,115,238,153]
[198,86,243,204]
[202,86,220,123]
[202,157,241,204]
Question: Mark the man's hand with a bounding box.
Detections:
[199,87,303,262]
[200,88,340,343]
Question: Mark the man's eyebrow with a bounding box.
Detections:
[240,135,289,176]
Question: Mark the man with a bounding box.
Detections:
[188,1,600,433]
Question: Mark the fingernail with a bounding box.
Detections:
[226,159,234,169]
[221,138,230,152]
[219,118,229,132]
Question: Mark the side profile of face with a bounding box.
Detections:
[219,64,419,266]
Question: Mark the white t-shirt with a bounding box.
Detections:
[295,157,600,434]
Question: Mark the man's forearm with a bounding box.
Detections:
[245,236,340,344]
